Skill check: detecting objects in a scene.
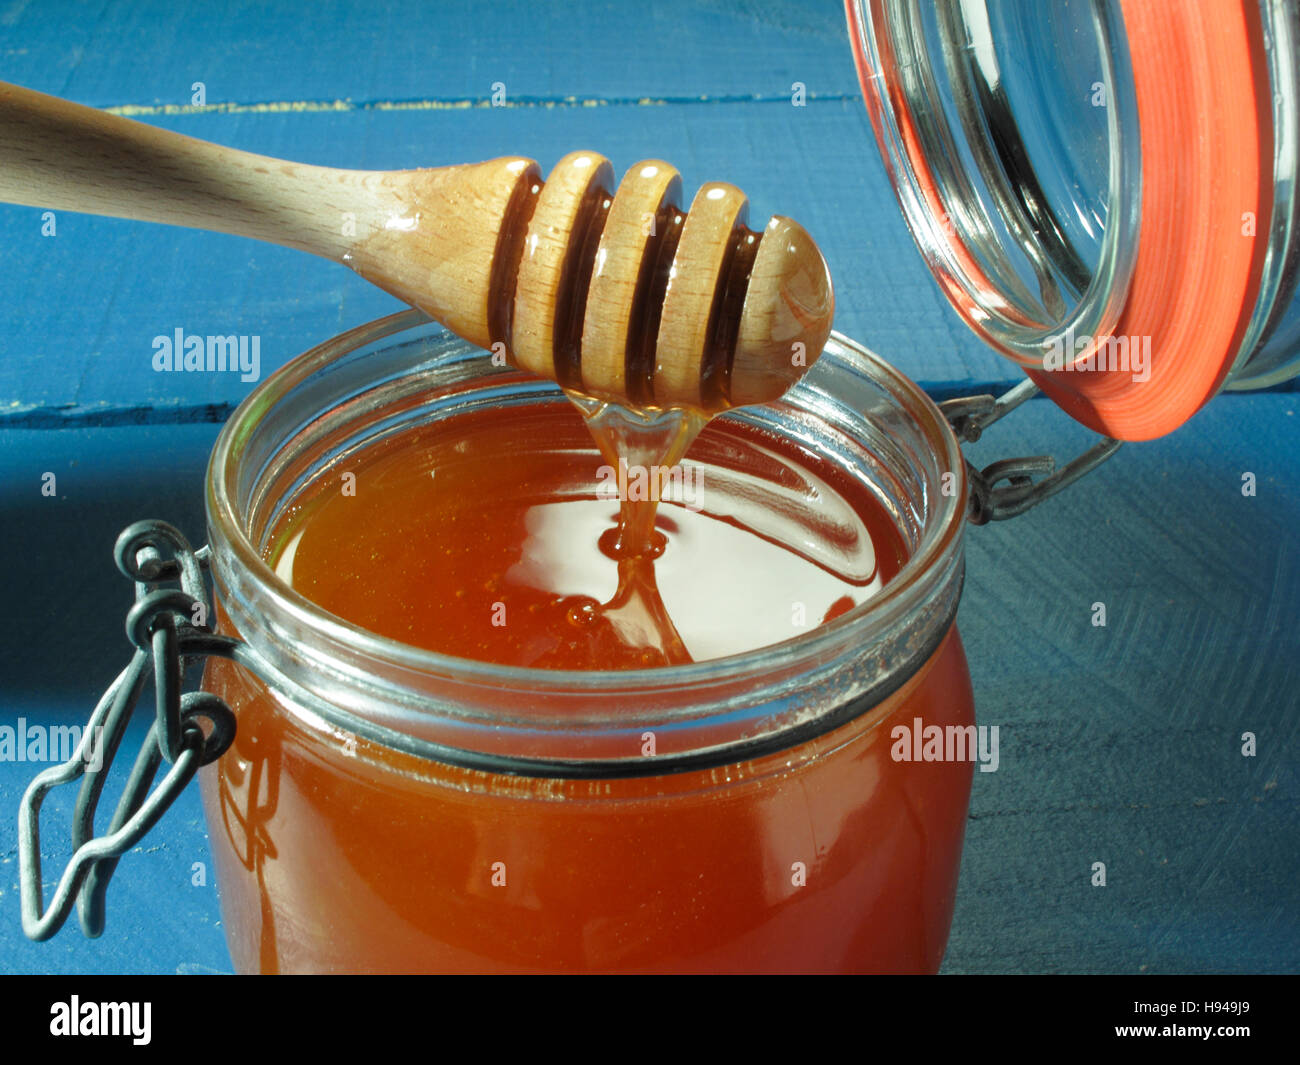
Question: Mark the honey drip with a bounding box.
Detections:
[563,391,709,666]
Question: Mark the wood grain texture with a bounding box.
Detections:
[510,151,613,380]
[0,0,860,107]
[653,182,748,407]
[0,84,834,411]
[0,81,357,259]
[943,395,1300,972]
[0,80,552,354]
[730,214,834,407]
[352,156,540,350]
[580,160,682,401]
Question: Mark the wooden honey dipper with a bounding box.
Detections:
[0,81,834,410]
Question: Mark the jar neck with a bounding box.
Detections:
[206,314,967,775]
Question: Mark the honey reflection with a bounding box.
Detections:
[215,689,281,974]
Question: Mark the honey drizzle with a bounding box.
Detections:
[564,390,709,666]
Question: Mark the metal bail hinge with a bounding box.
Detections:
[940,379,1123,524]
[17,520,244,942]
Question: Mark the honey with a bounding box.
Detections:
[202,633,972,973]
[260,399,905,669]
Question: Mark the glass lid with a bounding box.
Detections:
[847,0,1299,442]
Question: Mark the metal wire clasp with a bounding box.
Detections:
[940,379,1123,524]
[17,520,241,942]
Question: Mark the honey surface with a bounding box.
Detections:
[265,400,907,668]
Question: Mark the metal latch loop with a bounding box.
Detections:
[940,379,1123,524]
[17,520,243,942]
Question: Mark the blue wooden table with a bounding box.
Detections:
[1,1,1295,974]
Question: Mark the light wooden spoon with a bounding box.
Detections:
[0,80,833,410]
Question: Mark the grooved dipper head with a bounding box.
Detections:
[473,151,835,412]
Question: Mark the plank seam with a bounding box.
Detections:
[101,92,864,118]
[0,383,1291,431]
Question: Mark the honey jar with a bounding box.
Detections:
[196,315,972,972]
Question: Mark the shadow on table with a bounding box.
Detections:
[0,424,220,715]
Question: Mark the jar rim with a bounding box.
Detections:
[206,309,967,694]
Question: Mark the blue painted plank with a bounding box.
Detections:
[945,392,1300,973]
[0,98,1005,422]
[0,0,859,106]
[0,710,229,975]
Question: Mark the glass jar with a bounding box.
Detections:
[197,310,973,974]
[848,0,1300,438]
